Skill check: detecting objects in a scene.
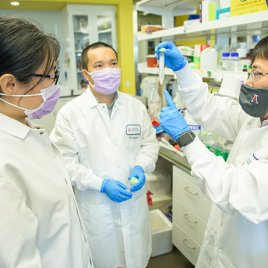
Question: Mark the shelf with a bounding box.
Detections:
[138,62,247,81]
[98,29,112,34]
[74,31,88,34]
[136,0,199,16]
[137,10,268,41]
[138,62,175,76]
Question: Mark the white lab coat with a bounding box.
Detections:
[0,113,93,268]
[50,89,159,268]
[175,65,268,268]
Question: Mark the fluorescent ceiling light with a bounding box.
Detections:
[10,1,20,6]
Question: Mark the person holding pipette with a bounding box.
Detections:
[155,37,268,268]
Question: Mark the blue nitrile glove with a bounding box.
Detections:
[153,125,164,134]
[159,89,190,140]
[101,178,132,202]
[155,41,187,71]
[128,165,146,192]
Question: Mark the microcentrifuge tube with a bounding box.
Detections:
[159,48,165,85]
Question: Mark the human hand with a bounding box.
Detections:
[160,89,190,140]
[155,41,187,71]
[101,178,132,202]
[128,165,146,192]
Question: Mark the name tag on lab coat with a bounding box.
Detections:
[126,124,141,135]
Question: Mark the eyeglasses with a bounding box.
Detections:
[30,70,59,85]
[247,68,268,82]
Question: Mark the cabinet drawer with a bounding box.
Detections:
[173,167,211,222]
[172,223,200,266]
[173,199,207,245]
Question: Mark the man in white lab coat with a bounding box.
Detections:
[155,38,268,268]
[50,42,159,268]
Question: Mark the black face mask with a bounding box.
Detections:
[239,84,268,117]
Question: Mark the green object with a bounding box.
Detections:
[206,145,229,161]
[129,177,139,185]
[159,48,166,53]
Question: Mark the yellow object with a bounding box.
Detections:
[231,0,268,16]
[130,177,139,185]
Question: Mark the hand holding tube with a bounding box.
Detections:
[101,178,132,202]
[155,41,187,71]
[128,166,146,192]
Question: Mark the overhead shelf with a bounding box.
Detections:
[137,10,268,41]
[136,0,199,16]
[138,62,175,76]
[138,62,247,82]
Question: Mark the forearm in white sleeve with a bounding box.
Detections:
[182,137,268,223]
[174,65,243,142]
[50,112,103,192]
[134,107,159,173]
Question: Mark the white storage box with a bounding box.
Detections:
[146,169,171,196]
[150,209,173,257]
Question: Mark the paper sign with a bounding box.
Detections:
[231,0,268,16]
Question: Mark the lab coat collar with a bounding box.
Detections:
[85,88,123,108]
[0,113,31,139]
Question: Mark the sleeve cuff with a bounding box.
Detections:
[174,64,202,89]
[74,174,104,192]
[181,136,215,166]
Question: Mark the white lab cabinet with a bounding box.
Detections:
[63,4,117,95]
[172,165,212,265]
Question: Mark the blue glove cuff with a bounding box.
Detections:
[173,58,187,72]
[135,165,144,173]
[100,179,107,193]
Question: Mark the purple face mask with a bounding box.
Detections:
[87,68,121,95]
[0,83,61,119]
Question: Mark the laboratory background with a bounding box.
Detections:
[1,0,268,267]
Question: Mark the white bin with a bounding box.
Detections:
[150,209,173,257]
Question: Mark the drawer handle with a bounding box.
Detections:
[183,239,196,250]
[183,213,197,224]
[184,186,198,196]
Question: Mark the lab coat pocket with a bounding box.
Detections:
[125,134,142,153]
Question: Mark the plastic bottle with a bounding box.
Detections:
[219,52,230,70]
[229,52,240,72]
[200,47,218,71]
[236,43,250,72]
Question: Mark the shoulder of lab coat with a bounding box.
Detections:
[118,91,159,172]
[0,178,42,267]
[183,136,268,224]
[50,92,103,192]
[174,65,248,143]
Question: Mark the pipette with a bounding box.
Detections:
[159,48,165,85]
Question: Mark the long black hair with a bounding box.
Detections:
[0,16,60,85]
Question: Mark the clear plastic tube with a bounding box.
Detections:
[159,48,165,85]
